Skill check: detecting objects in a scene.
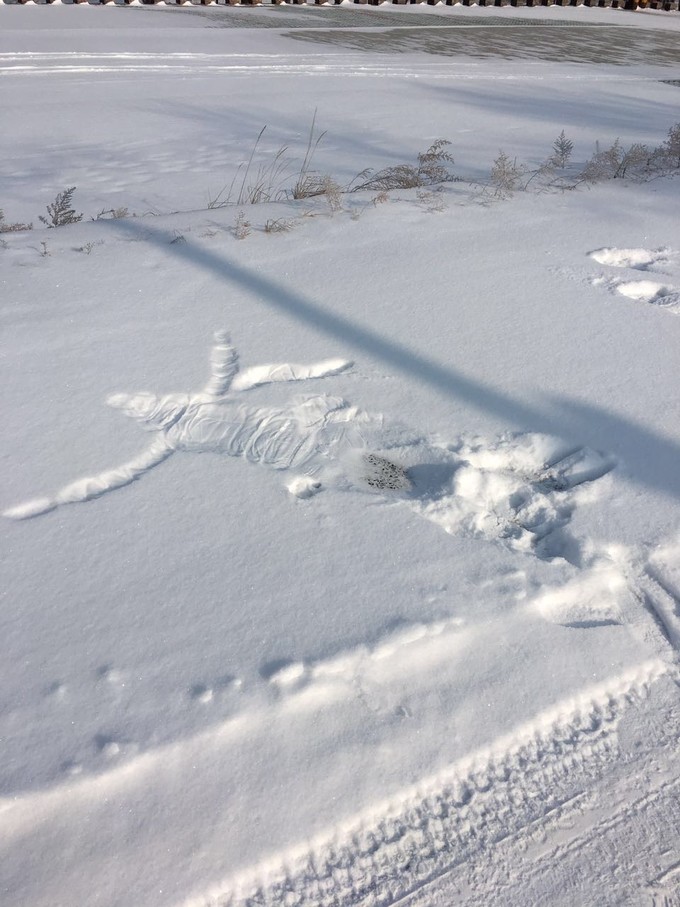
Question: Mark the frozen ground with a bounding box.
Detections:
[1,4,680,907]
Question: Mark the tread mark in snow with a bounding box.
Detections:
[638,543,680,652]
[189,660,667,907]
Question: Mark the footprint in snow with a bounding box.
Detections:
[588,247,672,271]
[588,246,680,314]
[3,332,613,564]
[189,675,242,704]
[615,280,678,307]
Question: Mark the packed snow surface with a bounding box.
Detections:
[1,5,680,907]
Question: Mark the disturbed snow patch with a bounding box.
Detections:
[409,437,614,566]
[530,560,626,629]
[4,332,615,568]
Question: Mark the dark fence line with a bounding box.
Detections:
[4,0,680,9]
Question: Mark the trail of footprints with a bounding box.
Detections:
[43,663,245,780]
[589,246,680,313]
[43,534,680,786]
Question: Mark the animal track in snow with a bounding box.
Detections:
[44,680,67,701]
[3,333,614,565]
[189,675,242,704]
[93,732,137,761]
[96,663,124,685]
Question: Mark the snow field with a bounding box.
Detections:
[2,4,680,907]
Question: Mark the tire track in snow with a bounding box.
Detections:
[0,50,645,81]
[418,766,680,907]
[185,659,668,907]
[1,655,668,907]
[641,539,680,652]
[0,51,477,79]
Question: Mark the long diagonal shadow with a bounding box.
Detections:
[102,217,680,501]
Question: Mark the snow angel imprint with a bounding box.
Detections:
[4,332,411,520]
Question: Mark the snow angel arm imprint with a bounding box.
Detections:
[3,437,173,520]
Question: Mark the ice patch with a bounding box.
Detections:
[232,358,352,393]
[2,334,357,520]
